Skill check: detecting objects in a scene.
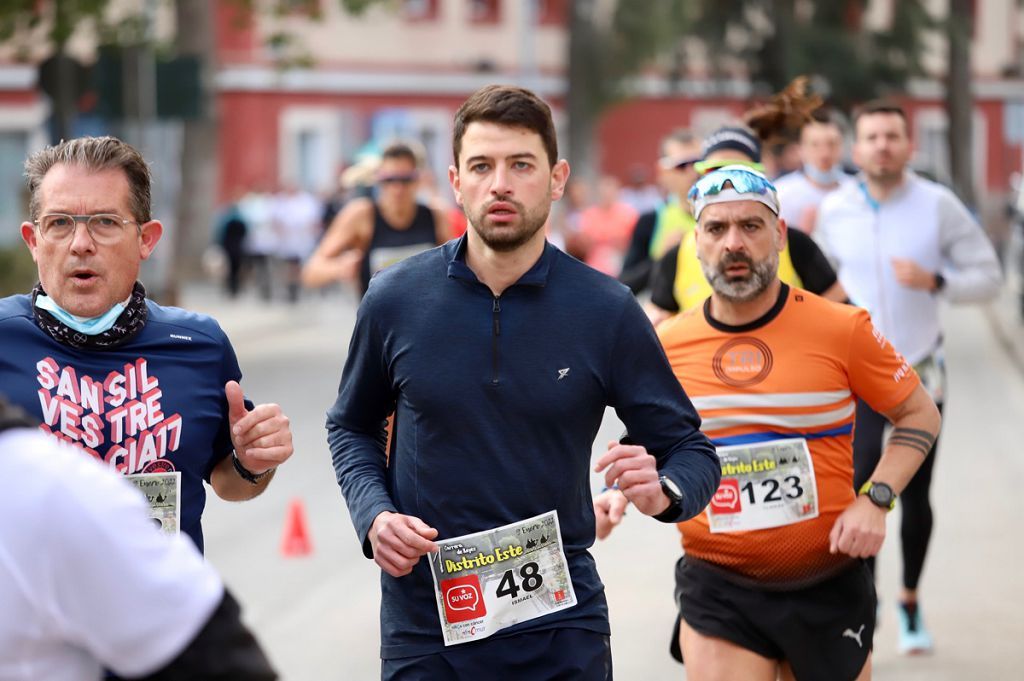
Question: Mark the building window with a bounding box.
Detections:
[403,0,439,21]
[537,0,567,25]
[468,0,500,24]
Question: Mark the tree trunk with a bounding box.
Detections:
[946,0,976,208]
[165,0,218,306]
[758,0,796,90]
[567,0,600,188]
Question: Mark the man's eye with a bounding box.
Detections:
[95,216,119,227]
[470,163,489,173]
[49,216,72,227]
[512,161,530,170]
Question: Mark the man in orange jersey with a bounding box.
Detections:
[595,165,941,681]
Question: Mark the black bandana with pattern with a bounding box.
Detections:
[31,281,149,350]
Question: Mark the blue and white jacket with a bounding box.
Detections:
[816,170,1002,364]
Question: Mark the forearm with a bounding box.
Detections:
[941,263,1002,303]
[328,421,397,557]
[873,387,941,494]
[658,432,721,521]
[210,456,274,501]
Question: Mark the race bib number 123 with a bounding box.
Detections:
[706,438,818,533]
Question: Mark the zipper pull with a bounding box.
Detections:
[492,296,501,335]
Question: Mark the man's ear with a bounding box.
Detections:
[775,217,788,252]
[448,165,464,208]
[550,159,570,201]
[138,220,163,260]
[20,222,39,262]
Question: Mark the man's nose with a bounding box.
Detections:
[490,165,513,196]
[68,219,97,253]
[722,225,746,251]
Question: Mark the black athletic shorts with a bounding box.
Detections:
[671,557,875,681]
[381,627,612,681]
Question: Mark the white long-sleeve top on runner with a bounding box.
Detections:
[816,170,1002,364]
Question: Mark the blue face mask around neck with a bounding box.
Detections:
[34,294,126,336]
[803,163,845,186]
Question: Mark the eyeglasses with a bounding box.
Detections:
[378,174,418,185]
[34,213,139,245]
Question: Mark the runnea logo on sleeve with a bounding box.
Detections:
[427,510,577,646]
[707,438,818,533]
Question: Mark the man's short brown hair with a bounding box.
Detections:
[852,100,909,137]
[452,85,558,168]
[24,136,153,223]
[381,142,420,166]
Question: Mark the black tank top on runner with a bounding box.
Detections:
[361,202,437,294]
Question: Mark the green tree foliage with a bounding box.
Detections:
[688,0,936,110]
[0,1,108,51]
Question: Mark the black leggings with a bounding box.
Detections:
[852,399,942,592]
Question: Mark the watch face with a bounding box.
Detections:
[869,483,895,506]
[661,476,683,503]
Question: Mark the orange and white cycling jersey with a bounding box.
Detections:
[657,284,920,586]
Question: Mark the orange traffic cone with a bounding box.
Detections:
[280,498,313,557]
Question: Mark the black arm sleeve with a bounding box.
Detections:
[134,590,277,681]
[649,245,681,313]
[787,227,838,295]
[618,210,658,293]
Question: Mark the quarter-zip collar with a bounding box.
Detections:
[445,233,553,289]
[856,169,917,212]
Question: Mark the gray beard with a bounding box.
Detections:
[701,250,779,303]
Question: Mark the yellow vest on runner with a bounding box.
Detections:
[672,231,802,312]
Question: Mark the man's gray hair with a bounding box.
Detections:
[24,136,153,223]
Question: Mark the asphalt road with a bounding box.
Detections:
[191,282,1024,680]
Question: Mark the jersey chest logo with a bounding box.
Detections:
[712,337,774,387]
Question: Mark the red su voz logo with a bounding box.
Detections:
[710,479,742,515]
[441,575,486,623]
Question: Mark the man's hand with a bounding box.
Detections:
[594,441,670,517]
[828,495,887,558]
[594,488,629,540]
[368,511,438,577]
[891,258,939,291]
[226,381,293,475]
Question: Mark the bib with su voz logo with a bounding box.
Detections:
[427,511,577,646]
[706,438,819,533]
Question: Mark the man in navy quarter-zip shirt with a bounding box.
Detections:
[327,84,719,680]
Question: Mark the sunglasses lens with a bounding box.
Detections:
[379,175,417,184]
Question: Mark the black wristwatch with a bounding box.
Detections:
[653,474,684,521]
[933,273,946,292]
[859,481,896,511]
[232,452,273,485]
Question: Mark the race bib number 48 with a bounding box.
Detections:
[427,510,577,646]
[707,438,818,533]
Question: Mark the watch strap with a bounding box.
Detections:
[858,480,896,511]
[232,452,272,485]
[652,501,682,522]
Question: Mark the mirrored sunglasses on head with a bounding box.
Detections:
[689,167,777,202]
